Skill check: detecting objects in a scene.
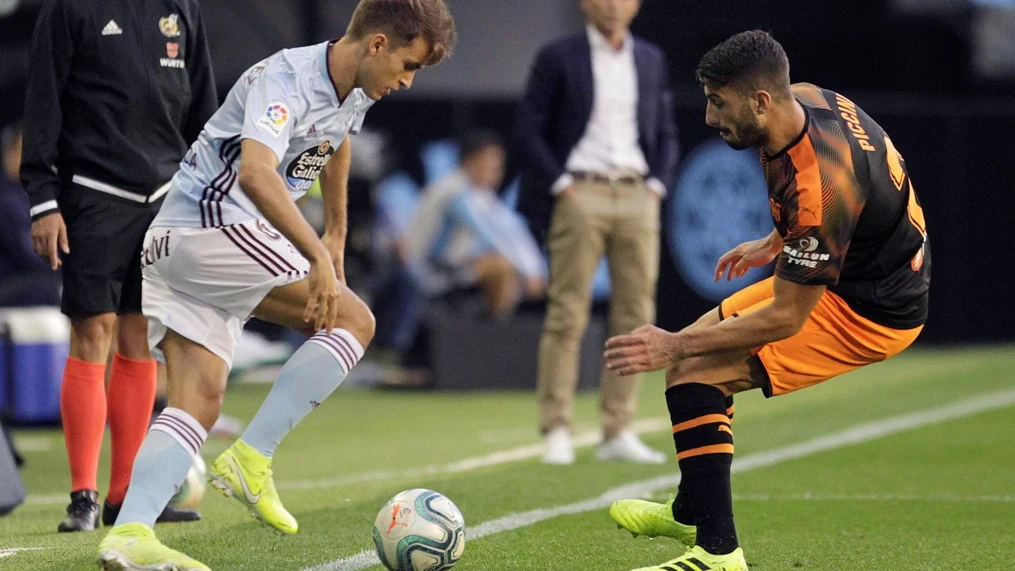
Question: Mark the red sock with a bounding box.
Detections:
[105,353,157,505]
[60,357,107,493]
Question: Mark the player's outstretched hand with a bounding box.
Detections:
[604,324,676,376]
[30,212,70,270]
[305,257,342,333]
[715,235,780,282]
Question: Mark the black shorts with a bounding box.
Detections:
[59,187,162,317]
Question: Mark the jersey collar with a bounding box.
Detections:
[321,39,343,106]
[765,103,810,161]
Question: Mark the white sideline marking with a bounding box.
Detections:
[302,388,1015,571]
[279,417,671,491]
[731,493,1015,503]
[23,417,672,506]
[0,547,47,560]
[11,436,52,452]
[24,494,69,506]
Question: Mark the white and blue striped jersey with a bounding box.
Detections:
[153,41,374,228]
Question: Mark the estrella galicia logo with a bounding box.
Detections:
[667,139,774,302]
[285,140,334,191]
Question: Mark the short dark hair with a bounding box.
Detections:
[458,129,504,161]
[696,30,790,97]
[346,0,457,66]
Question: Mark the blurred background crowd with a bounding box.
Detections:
[2,0,1014,398]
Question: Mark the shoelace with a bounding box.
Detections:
[67,497,97,515]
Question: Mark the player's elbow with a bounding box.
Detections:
[770,308,807,340]
[237,164,269,199]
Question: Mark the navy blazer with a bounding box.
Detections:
[513,32,679,242]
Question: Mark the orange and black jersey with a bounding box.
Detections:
[763,83,930,329]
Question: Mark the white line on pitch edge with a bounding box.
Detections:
[303,388,1015,571]
[0,548,48,560]
[736,493,1015,503]
[278,416,671,491]
[23,416,673,507]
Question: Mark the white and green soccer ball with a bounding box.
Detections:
[372,489,466,571]
[169,454,207,510]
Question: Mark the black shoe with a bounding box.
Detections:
[57,490,100,532]
[101,499,202,526]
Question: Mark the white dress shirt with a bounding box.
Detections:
[553,25,665,196]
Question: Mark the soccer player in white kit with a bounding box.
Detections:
[96,1,456,569]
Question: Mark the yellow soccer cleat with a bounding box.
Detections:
[97,523,210,571]
[208,439,298,535]
[631,545,748,571]
[610,498,697,546]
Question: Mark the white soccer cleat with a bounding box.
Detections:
[596,431,667,464]
[542,427,575,465]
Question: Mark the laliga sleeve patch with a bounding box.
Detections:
[255,102,291,138]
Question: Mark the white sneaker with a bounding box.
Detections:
[231,331,293,371]
[209,414,246,438]
[542,427,575,465]
[596,431,667,464]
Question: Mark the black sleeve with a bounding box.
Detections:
[512,45,566,186]
[651,51,680,188]
[183,2,218,145]
[20,0,75,220]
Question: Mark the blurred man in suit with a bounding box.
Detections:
[514,0,679,464]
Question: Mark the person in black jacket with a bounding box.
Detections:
[20,0,217,532]
[514,0,678,465]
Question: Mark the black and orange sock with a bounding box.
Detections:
[672,483,694,525]
[667,383,739,556]
[672,394,735,526]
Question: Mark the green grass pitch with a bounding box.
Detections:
[1,345,1013,570]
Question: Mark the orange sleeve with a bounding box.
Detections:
[775,132,862,286]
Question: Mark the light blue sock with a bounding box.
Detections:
[115,408,207,527]
[241,329,364,457]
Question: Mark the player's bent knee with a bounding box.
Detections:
[359,306,377,345]
[665,374,735,396]
[342,293,376,347]
[665,357,727,388]
[664,356,755,396]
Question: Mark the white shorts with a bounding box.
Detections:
[140,220,309,368]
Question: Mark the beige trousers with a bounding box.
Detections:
[536,178,660,439]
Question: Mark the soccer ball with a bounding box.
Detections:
[372,489,466,571]
[169,454,207,509]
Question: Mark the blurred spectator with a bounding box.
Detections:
[0,123,59,307]
[514,0,679,465]
[407,130,546,319]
